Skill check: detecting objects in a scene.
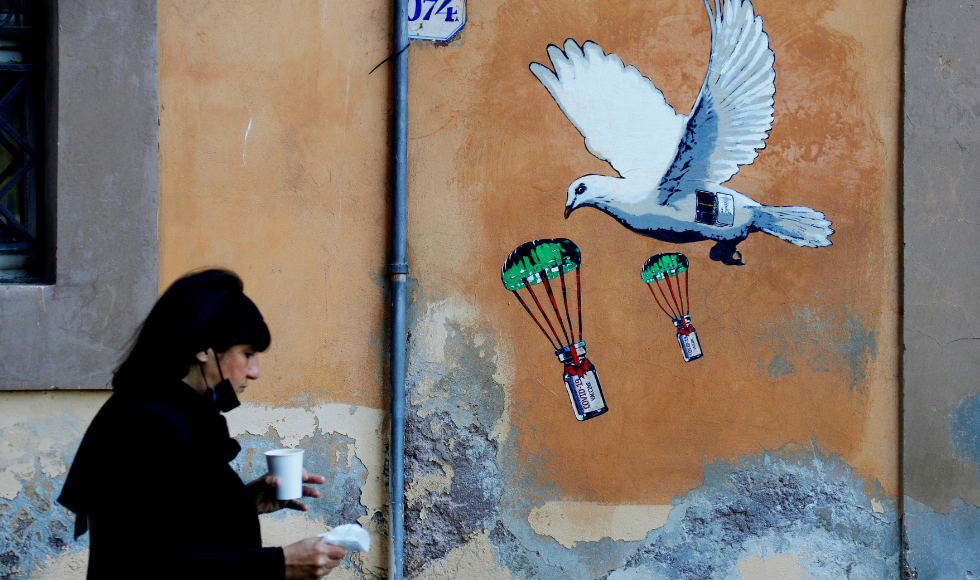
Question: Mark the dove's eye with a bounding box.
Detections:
[574,183,587,196]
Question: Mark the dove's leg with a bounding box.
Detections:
[709,237,745,266]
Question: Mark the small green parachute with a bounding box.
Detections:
[501,238,581,291]
[640,253,689,284]
[639,252,703,362]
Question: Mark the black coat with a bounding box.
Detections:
[59,380,285,580]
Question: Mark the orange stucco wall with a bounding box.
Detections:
[405,0,900,505]
[159,0,392,409]
[158,0,900,549]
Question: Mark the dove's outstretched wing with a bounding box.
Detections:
[531,40,686,181]
[658,0,776,205]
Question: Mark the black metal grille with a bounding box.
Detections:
[0,0,43,278]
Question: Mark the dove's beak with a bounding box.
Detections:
[564,206,573,219]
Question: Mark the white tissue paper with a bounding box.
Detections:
[318,524,371,553]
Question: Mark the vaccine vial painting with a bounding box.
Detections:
[641,253,704,363]
[502,238,609,421]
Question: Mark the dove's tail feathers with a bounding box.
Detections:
[752,205,834,247]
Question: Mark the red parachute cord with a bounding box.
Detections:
[524,280,563,346]
[647,283,673,319]
[674,270,685,315]
[559,269,576,344]
[541,274,571,346]
[512,290,557,350]
[576,267,583,343]
[664,274,683,319]
[684,269,690,317]
[654,277,679,319]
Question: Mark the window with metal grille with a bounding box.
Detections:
[0,0,45,282]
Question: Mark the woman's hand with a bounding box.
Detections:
[283,537,347,579]
[247,469,325,514]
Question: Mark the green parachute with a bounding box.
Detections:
[640,252,703,363]
[501,238,583,351]
[501,238,581,291]
[640,253,689,284]
[501,238,608,421]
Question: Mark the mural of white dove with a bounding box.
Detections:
[530,0,833,265]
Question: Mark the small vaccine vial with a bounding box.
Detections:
[673,314,703,362]
[556,341,608,421]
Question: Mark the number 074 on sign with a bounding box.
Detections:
[407,0,465,42]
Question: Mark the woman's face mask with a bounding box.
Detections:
[210,378,241,412]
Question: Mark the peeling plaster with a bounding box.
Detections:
[404,297,506,576]
[226,403,385,516]
[871,498,885,514]
[413,532,514,580]
[228,406,319,448]
[0,394,107,500]
[257,510,370,579]
[0,392,108,580]
[527,502,672,548]
[406,462,455,520]
[225,403,388,578]
[0,394,387,580]
[603,446,898,580]
[736,552,803,580]
[26,549,88,580]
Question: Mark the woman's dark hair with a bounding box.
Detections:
[113,269,271,391]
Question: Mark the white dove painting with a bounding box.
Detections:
[530,0,834,266]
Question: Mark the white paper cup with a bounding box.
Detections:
[265,449,303,500]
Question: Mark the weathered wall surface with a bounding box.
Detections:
[2,0,906,579]
[399,0,901,576]
[407,1,901,578]
[903,0,980,577]
[0,393,108,579]
[420,0,901,503]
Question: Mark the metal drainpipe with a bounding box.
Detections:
[388,0,409,578]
